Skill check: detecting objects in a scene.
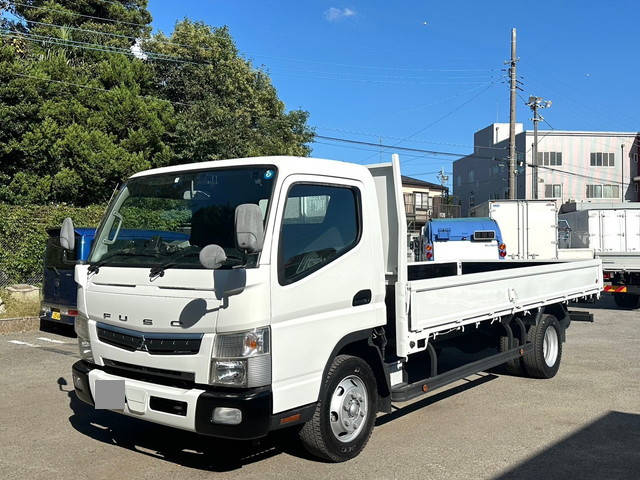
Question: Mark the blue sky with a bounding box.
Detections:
[149,0,640,188]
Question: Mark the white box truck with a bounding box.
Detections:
[470,200,558,260]
[64,155,601,462]
[559,203,640,308]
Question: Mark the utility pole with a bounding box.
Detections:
[526,96,552,199]
[507,28,518,199]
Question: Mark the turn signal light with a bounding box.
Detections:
[426,244,433,251]
[499,243,506,250]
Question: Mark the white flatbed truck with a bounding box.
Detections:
[66,155,602,462]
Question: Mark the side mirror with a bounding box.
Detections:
[235,204,264,253]
[199,244,227,270]
[60,217,75,251]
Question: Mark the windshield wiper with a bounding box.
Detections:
[149,247,200,278]
[88,251,159,274]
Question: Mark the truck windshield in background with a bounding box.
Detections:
[89,166,277,269]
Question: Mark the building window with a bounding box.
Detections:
[586,184,620,198]
[590,152,615,167]
[403,193,415,215]
[414,192,430,210]
[545,184,562,198]
[536,152,562,166]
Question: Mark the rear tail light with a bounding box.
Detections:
[425,244,433,260]
[499,243,507,258]
[603,272,611,280]
[499,251,507,258]
[426,252,433,260]
[67,309,79,316]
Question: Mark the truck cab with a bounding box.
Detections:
[420,217,506,261]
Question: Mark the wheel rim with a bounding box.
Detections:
[543,325,559,367]
[329,375,368,443]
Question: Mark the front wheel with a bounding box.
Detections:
[299,355,377,462]
[523,314,563,379]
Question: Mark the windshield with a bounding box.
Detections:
[88,166,277,269]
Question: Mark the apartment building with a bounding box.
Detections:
[453,123,640,216]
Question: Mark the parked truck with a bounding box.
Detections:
[66,155,601,462]
[471,200,558,260]
[559,202,640,308]
[41,227,96,328]
[418,217,507,261]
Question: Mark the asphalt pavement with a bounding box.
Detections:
[0,295,638,480]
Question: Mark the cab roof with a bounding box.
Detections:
[129,156,372,182]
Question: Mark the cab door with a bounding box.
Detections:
[269,174,384,414]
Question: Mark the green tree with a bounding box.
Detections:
[0,1,174,205]
[0,4,313,206]
[147,20,314,164]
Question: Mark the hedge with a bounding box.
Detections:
[0,204,105,284]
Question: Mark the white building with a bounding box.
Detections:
[453,123,640,216]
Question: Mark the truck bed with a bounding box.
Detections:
[598,252,640,272]
[407,259,602,336]
[367,157,603,358]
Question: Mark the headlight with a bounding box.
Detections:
[75,314,94,363]
[210,327,270,387]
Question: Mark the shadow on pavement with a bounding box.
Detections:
[39,319,77,338]
[61,371,499,470]
[64,387,314,471]
[493,411,640,480]
[573,295,638,311]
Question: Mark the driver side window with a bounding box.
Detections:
[278,183,360,285]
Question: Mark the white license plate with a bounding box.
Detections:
[94,379,125,410]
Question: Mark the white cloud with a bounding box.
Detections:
[324,7,356,22]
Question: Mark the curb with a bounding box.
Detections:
[0,316,40,334]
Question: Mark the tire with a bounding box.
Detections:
[299,354,377,462]
[613,293,640,309]
[498,335,525,376]
[522,314,563,379]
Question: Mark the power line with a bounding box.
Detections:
[315,125,509,152]
[9,1,149,28]
[314,135,470,157]
[361,82,495,162]
[1,30,207,65]
[8,72,191,106]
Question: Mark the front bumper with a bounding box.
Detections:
[71,361,273,440]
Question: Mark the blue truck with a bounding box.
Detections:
[41,227,96,327]
[419,217,507,262]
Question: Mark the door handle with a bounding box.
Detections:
[352,289,372,307]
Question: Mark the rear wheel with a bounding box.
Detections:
[299,355,377,462]
[523,314,563,379]
[613,293,640,309]
[498,335,525,376]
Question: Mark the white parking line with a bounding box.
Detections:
[37,337,67,344]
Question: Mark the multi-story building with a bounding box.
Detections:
[453,123,640,216]
[401,175,453,235]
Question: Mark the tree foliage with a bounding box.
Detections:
[0,2,313,206]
